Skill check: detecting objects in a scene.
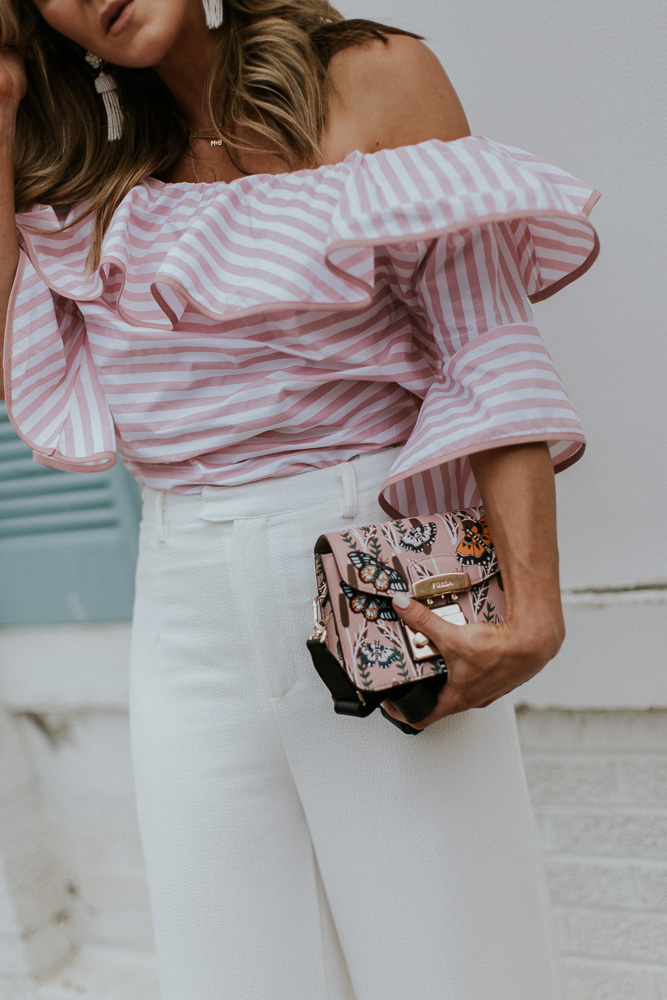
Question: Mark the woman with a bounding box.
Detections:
[0,1,601,998]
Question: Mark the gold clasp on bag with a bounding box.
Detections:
[310,583,330,643]
[412,572,471,600]
[405,574,470,662]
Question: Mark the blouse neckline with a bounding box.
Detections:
[147,146,365,191]
[143,136,509,191]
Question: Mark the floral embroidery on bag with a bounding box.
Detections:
[471,577,491,620]
[481,598,501,625]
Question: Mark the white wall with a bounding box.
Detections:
[517,707,667,1000]
[341,0,667,588]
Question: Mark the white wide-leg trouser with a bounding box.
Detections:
[129,447,564,1000]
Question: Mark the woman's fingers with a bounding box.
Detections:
[381,672,498,731]
[385,596,472,724]
[385,597,555,727]
[385,598,518,725]
[0,46,28,105]
[391,595,468,655]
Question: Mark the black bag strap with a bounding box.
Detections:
[307,639,383,718]
[380,706,423,736]
[385,672,448,723]
[307,638,447,736]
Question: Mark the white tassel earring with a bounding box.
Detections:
[201,0,224,29]
[85,52,124,142]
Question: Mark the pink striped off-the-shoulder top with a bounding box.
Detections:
[3,135,601,517]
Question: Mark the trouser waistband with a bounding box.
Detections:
[140,446,399,527]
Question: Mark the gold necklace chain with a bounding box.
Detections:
[185,133,251,183]
[189,131,224,146]
[185,130,226,182]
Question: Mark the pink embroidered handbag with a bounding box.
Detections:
[307,507,505,734]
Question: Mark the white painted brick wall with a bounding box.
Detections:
[13,710,155,958]
[2,642,667,998]
[0,701,160,997]
[516,708,667,1000]
[0,708,75,983]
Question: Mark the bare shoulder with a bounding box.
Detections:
[322,34,471,161]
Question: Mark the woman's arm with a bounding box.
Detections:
[384,442,566,726]
[470,442,565,651]
[332,35,578,726]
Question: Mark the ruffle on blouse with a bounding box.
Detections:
[6,135,601,510]
[4,253,117,473]
[14,135,600,333]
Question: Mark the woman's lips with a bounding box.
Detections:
[101,0,125,33]
[106,0,137,36]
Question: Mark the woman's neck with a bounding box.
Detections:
[153,20,225,131]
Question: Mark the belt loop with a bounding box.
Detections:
[155,491,168,543]
[337,462,358,519]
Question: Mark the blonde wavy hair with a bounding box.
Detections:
[1,1,423,265]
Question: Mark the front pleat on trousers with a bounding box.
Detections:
[128,447,564,1000]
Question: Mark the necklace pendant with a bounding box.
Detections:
[210,139,223,147]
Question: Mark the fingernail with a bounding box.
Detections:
[392,594,412,610]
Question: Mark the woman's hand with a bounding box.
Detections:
[382,595,564,728]
[0,46,27,109]
[382,441,567,730]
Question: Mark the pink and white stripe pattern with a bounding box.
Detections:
[5,135,601,515]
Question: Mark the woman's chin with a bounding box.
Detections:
[105,26,180,69]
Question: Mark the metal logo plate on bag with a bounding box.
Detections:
[412,573,471,600]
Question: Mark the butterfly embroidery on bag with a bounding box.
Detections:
[359,641,399,670]
[347,552,408,593]
[456,515,494,567]
[399,522,438,553]
[341,583,398,622]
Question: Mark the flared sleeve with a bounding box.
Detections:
[3,249,117,472]
[377,222,588,516]
[320,136,602,517]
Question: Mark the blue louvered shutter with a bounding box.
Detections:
[0,403,141,626]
